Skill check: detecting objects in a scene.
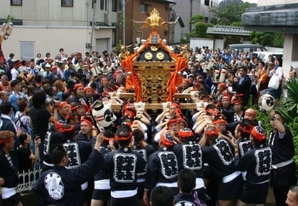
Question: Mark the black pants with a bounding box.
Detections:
[250,85,258,106]
[110,194,139,206]
[273,186,289,206]
[2,194,20,206]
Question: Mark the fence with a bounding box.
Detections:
[16,169,42,193]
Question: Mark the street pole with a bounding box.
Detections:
[90,0,97,53]
[190,0,193,34]
[122,0,125,45]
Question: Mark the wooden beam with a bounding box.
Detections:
[114,93,193,100]
[111,103,199,110]
[173,93,192,99]
[111,93,135,98]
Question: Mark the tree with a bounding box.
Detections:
[189,15,204,25]
[189,14,213,38]
[250,31,284,47]
[210,1,256,26]
[218,0,256,10]
[191,22,214,38]
[277,78,298,123]
[209,0,282,47]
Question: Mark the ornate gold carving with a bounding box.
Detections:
[139,70,170,103]
[150,46,158,51]
[156,52,164,61]
[126,9,183,104]
[132,8,178,32]
[144,52,153,60]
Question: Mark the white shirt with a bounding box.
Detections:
[11,68,19,80]
[268,66,283,81]
[57,68,65,79]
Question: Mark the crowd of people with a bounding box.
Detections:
[0,45,297,206]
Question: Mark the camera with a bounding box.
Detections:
[50,99,61,107]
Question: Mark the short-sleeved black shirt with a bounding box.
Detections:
[17,147,32,172]
[29,106,51,140]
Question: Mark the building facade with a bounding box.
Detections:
[242,0,298,78]
[172,0,219,38]
[1,0,118,60]
[124,0,183,45]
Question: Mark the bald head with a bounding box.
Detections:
[286,186,298,206]
[244,108,257,121]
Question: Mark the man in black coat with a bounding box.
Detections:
[235,67,251,106]
[269,110,297,206]
[33,130,105,206]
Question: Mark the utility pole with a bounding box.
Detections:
[190,0,193,34]
[122,0,126,45]
[90,0,97,53]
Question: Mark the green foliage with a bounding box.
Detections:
[209,17,218,25]
[191,22,214,38]
[218,0,256,10]
[250,31,284,47]
[4,15,14,23]
[272,33,284,47]
[250,31,272,46]
[209,0,282,47]
[274,78,298,177]
[256,111,271,136]
[114,43,122,55]
[276,78,298,123]
[286,117,298,177]
[189,14,213,38]
[209,2,255,26]
[231,22,242,27]
[189,15,204,25]
[181,37,189,44]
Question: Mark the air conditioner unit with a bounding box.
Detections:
[104,13,109,24]
[85,43,91,49]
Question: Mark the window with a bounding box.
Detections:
[104,0,108,11]
[140,3,148,14]
[112,0,117,12]
[118,1,122,11]
[0,19,23,25]
[61,0,73,7]
[204,0,210,6]
[11,0,22,6]
[20,41,34,61]
[100,0,104,10]
[112,28,116,46]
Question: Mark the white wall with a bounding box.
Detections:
[190,38,214,50]
[0,0,117,27]
[2,26,112,60]
[174,23,182,43]
[283,34,294,78]
[214,39,224,51]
